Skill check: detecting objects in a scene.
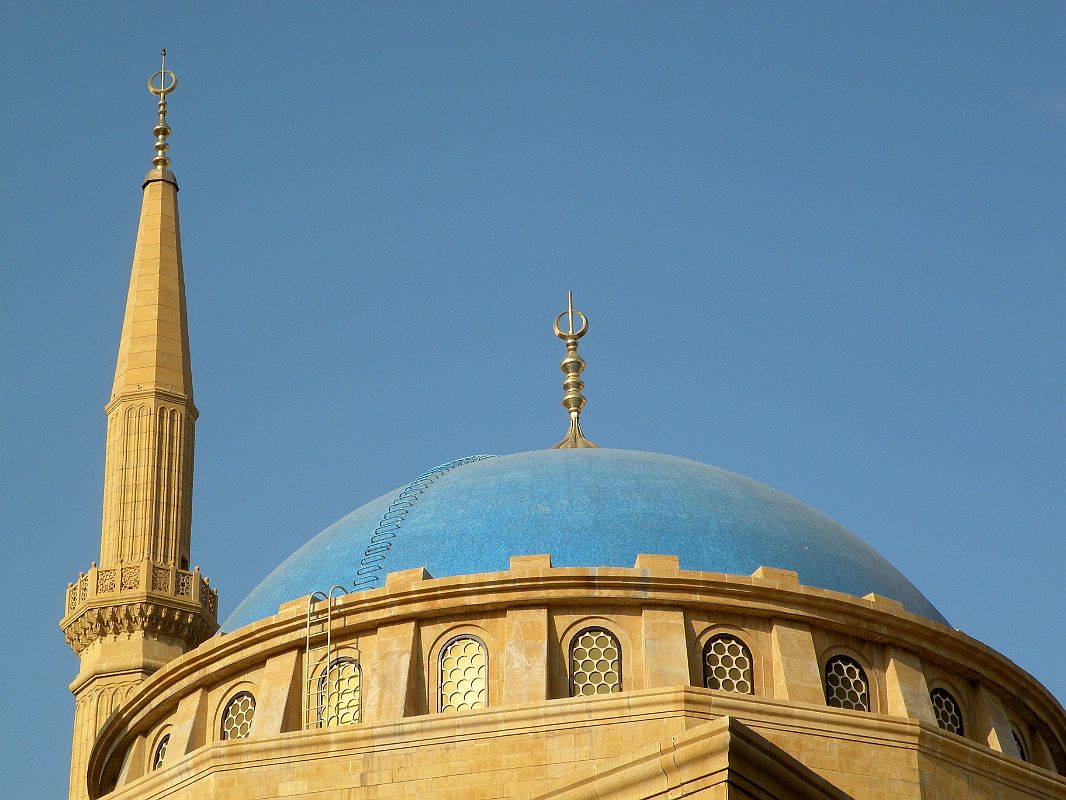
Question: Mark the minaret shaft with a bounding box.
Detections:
[99,174,196,569]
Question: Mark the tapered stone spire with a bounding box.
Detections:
[100,167,195,568]
[109,172,192,399]
[62,55,216,800]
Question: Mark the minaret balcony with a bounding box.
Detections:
[61,560,218,656]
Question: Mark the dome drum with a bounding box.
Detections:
[87,559,1066,798]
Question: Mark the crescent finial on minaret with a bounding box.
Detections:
[148,48,178,171]
[552,291,597,449]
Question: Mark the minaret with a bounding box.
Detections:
[61,54,218,800]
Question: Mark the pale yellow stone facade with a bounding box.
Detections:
[63,103,1065,800]
[79,561,1065,799]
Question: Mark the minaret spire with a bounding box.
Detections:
[552,291,597,449]
[61,55,216,800]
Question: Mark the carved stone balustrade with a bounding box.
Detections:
[61,560,218,655]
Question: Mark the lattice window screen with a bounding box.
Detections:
[824,655,870,711]
[930,688,964,735]
[319,657,361,726]
[439,636,488,712]
[703,634,753,694]
[220,692,256,740]
[152,734,169,770]
[570,628,621,697]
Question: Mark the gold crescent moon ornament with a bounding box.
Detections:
[148,70,178,97]
[553,309,588,340]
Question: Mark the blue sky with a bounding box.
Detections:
[2,4,1064,797]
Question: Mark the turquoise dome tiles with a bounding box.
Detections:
[223,449,947,630]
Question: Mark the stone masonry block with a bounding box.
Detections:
[642,607,689,688]
[885,647,936,725]
[769,619,824,705]
[504,607,549,704]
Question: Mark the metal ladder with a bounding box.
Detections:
[302,584,348,730]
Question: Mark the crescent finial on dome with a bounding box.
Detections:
[552,291,597,449]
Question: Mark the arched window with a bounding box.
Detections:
[703,634,753,694]
[824,655,870,712]
[570,627,621,697]
[220,691,256,740]
[151,733,170,770]
[1011,726,1028,762]
[930,688,964,736]
[318,657,361,726]
[439,635,488,712]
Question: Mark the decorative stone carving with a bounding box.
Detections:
[120,567,140,590]
[61,559,218,655]
[152,566,170,593]
[176,572,192,597]
[62,600,216,655]
[97,570,117,594]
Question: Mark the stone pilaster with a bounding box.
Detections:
[975,684,1022,757]
[504,607,550,704]
[365,620,421,722]
[769,619,825,705]
[254,650,302,736]
[641,607,690,688]
[885,646,937,725]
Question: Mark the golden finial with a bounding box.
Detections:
[552,291,597,449]
[147,49,178,170]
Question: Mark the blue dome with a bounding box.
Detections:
[224,449,946,630]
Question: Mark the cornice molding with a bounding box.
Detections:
[62,599,217,656]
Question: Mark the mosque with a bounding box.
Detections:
[61,62,1066,800]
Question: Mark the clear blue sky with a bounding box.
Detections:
[2,4,1064,797]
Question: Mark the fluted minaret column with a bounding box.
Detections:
[61,54,217,800]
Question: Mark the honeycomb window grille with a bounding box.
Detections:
[824,655,870,712]
[1011,727,1028,762]
[570,627,622,697]
[439,635,488,713]
[220,692,256,740]
[151,734,169,771]
[703,634,753,694]
[930,688,964,736]
[317,657,361,727]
